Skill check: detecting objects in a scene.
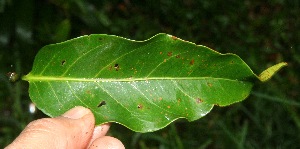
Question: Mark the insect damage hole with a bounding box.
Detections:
[61,60,66,66]
[97,101,106,107]
[114,64,120,71]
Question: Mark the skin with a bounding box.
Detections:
[5,106,125,149]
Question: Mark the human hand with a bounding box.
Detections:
[5,106,125,149]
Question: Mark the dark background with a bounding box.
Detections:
[0,0,299,148]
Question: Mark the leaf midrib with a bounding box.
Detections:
[23,75,243,82]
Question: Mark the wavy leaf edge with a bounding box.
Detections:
[22,33,287,132]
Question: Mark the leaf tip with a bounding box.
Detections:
[258,62,288,82]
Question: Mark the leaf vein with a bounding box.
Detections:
[129,82,176,116]
[93,39,162,77]
[66,82,90,108]
[48,82,63,107]
[95,82,137,117]
[146,51,189,77]
[61,43,108,76]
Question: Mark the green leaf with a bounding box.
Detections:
[23,34,286,132]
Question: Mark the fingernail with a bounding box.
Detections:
[62,106,90,119]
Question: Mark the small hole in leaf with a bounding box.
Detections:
[97,101,106,107]
[98,37,103,41]
[61,60,66,66]
[114,64,120,71]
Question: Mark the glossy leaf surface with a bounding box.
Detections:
[23,34,286,132]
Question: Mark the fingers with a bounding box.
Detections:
[6,106,125,149]
[89,123,111,145]
[89,136,125,149]
[6,106,95,149]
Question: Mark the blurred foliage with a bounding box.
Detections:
[0,0,299,148]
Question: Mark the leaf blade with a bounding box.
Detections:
[23,34,285,132]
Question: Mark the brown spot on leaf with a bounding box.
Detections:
[176,55,180,58]
[171,36,178,40]
[196,98,203,103]
[167,52,172,56]
[160,51,163,54]
[167,106,171,108]
[230,61,234,64]
[207,83,213,87]
[190,59,195,65]
[137,104,143,109]
[163,59,167,62]
[159,97,163,100]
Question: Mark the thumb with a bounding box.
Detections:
[6,106,95,149]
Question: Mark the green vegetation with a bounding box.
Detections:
[1,0,299,148]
